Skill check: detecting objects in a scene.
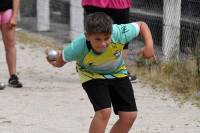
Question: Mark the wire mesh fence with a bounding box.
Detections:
[130,0,200,76]
[131,0,200,57]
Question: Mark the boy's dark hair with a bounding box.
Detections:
[84,12,113,34]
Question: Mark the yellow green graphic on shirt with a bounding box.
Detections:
[77,42,128,83]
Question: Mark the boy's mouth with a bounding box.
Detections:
[92,47,107,54]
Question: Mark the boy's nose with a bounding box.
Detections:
[101,41,107,48]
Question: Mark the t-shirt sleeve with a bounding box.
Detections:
[112,23,140,44]
[62,34,86,62]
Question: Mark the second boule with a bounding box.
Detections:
[47,49,58,61]
[0,82,6,90]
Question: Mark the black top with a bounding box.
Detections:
[0,0,13,11]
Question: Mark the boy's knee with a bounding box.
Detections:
[119,111,137,123]
[96,108,112,121]
[129,112,137,122]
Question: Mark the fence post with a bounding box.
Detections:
[197,37,200,76]
[70,0,84,39]
[17,8,21,22]
[37,0,50,31]
[162,0,181,61]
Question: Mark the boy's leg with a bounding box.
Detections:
[109,77,138,132]
[110,111,137,133]
[89,108,111,133]
[82,79,112,133]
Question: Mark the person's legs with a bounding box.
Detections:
[89,108,111,133]
[1,23,16,76]
[110,111,137,133]
[1,9,22,88]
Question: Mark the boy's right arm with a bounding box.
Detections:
[47,33,86,67]
[47,50,66,68]
[136,21,155,59]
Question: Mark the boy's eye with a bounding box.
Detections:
[95,38,101,41]
[95,38,102,42]
[104,37,110,41]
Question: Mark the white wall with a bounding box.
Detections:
[70,0,84,39]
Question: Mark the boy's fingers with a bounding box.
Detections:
[47,59,57,66]
[137,48,144,56]
[137,51,143,57]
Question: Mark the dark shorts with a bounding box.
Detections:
[82,77,137,115]
[83,6,130,49]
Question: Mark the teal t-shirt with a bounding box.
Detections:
[63,23,139,83]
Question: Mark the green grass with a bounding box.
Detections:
[129,57,200,107]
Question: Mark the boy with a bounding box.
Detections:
[47,12,154,133]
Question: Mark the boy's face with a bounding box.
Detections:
[85,32,112,53]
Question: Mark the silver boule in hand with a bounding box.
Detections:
[47,49,58,61]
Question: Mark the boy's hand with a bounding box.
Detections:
[47,58,58,67]
[137,46,155,59]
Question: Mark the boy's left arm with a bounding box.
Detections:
[136,21,155,59]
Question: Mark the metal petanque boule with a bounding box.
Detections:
[47,49,58,61]
[0,82,6,90]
